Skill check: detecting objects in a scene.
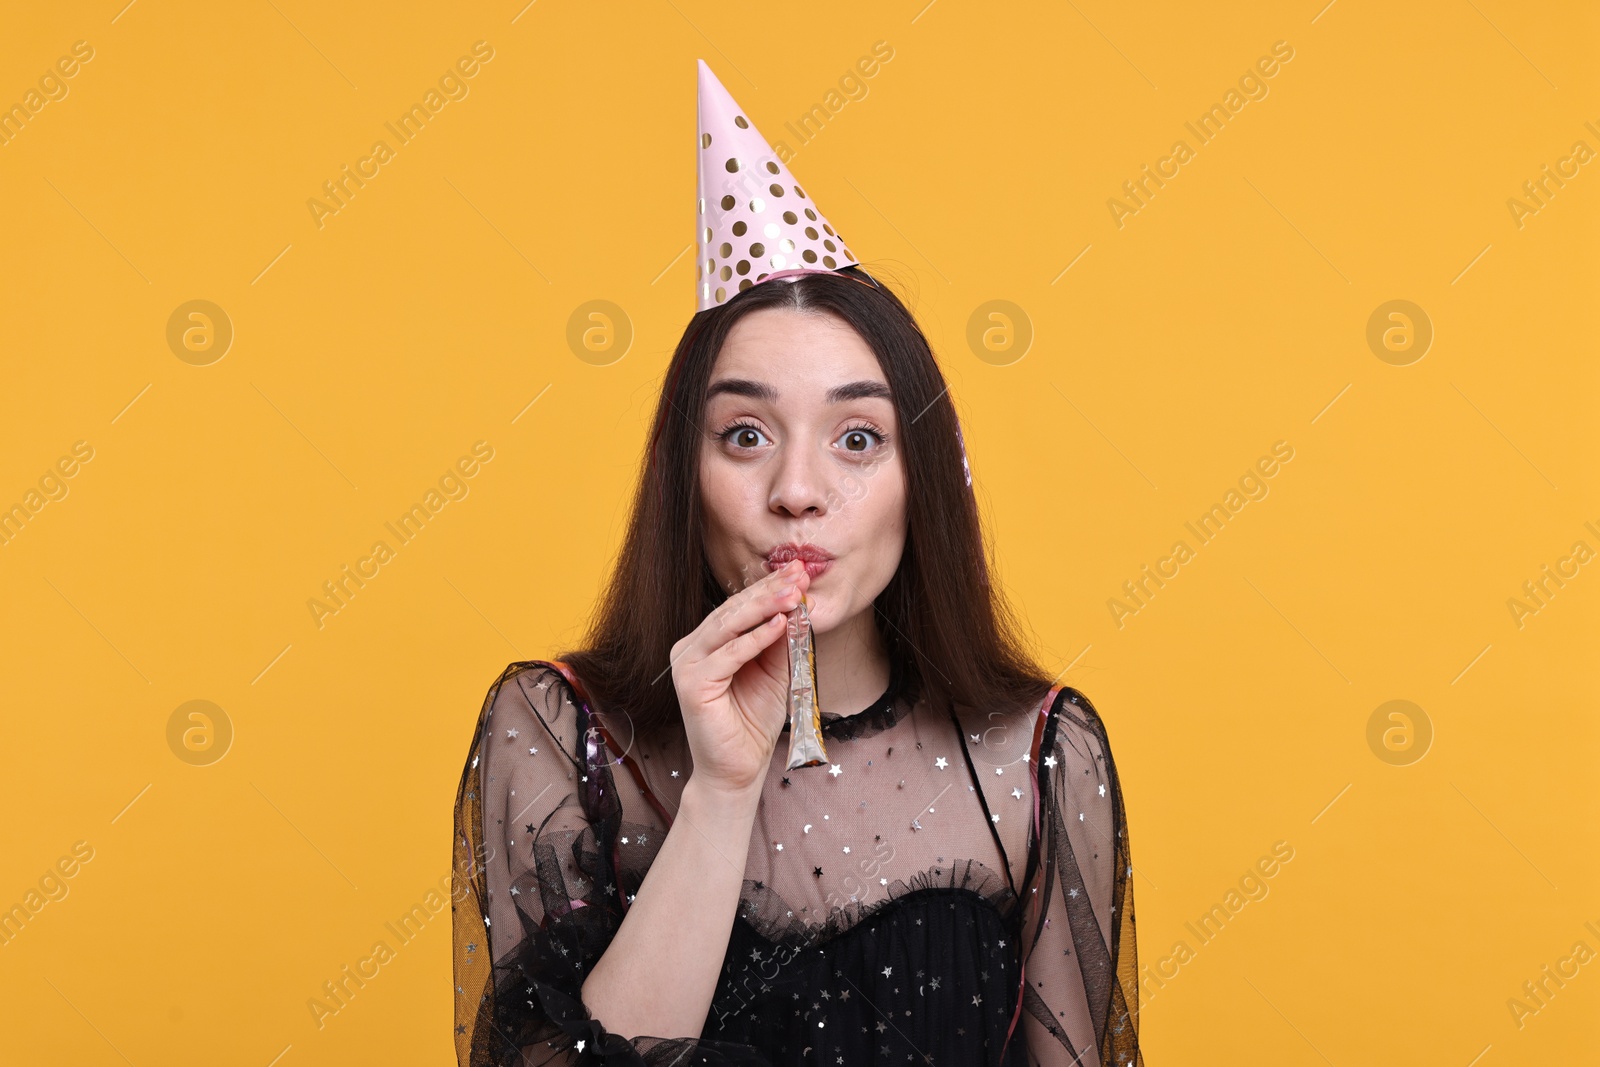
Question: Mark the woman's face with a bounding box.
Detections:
[698,305,907,635]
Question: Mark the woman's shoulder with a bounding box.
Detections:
[472,659,589,749]
[481,657,591,702]
[1045,684,1119,755]
[488,657,570,689]
[1037,683,1128,812]
[948,677,1120,767]
[474,658,665,763]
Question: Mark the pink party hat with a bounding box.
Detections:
[696,59,860,311]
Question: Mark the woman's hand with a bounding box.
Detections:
[670,558,812,798]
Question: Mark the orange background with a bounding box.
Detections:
[0,1,1595,1063]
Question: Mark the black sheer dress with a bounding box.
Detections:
[452,658,1142,1066]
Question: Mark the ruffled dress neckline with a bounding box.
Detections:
[813,654,910,742]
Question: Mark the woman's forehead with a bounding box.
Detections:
[712,308,885,387]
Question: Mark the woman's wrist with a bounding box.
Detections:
[682,771,766,817]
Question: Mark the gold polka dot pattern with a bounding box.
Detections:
[695,59,860,311]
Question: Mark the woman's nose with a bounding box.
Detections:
[767,437,832,517]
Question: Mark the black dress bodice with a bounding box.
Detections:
[706,881,1028,1065]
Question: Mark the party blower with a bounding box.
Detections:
[783,594,828,770]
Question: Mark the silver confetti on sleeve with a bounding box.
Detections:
[784,594,828,770]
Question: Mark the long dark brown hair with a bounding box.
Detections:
[557,265,1053,739]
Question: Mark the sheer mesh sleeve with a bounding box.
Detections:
[453,660,645,1065]
[1018,688,1142,1066]
[452,661,779,1067]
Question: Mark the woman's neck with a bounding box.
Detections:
[812,605,891,717]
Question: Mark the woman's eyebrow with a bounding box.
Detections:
[706,378,893,404]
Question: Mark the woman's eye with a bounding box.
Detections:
[837,427,885,453]
[719,423,769,449]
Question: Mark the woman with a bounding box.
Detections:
[451,61,1142,1067]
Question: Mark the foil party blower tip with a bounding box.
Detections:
[784,594,828,770]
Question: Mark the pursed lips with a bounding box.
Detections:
[765,544,834,580]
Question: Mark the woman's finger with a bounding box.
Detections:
[697,579,806,681]
[700,609,789,684]
[679,561,805,664]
